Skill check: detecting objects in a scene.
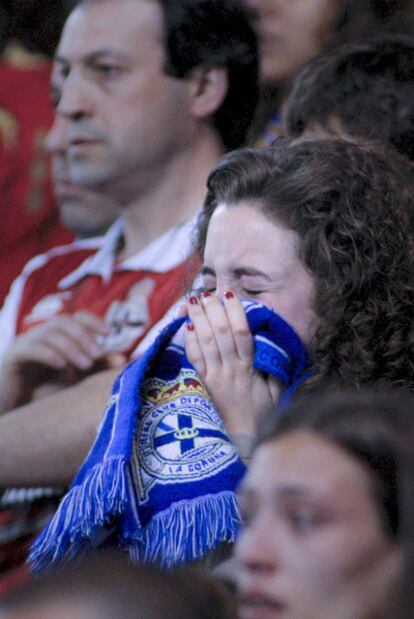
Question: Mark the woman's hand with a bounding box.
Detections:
[184,292,281,436]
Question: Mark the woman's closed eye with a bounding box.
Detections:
[188,286,265,298]
[190,273,217,296]
[239,276,279,298]
[242,288,265,297]
[189,284,216,296]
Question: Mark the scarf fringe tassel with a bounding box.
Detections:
[29,456,128,572]
[127,490,242,568]
[30,457,240,572]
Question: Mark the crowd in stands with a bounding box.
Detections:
[0,0,414,618]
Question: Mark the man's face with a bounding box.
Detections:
[48,0,195,199]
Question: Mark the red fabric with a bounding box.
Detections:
[15,246,198,358]
[0,241,199,577]
[0,50,74,304]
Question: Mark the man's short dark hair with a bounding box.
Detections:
[285,35,414,162]
[76,0,258,150]
[159,0,259,151]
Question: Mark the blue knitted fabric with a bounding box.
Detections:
[29,300,310,572]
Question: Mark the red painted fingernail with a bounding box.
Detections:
[202,291,212,298]
[225,291,234,299]
[187,322,194,331]
[189,296,199,305]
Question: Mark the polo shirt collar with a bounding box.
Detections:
[59,214,198,289]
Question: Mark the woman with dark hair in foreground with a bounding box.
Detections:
[236,386,414,619]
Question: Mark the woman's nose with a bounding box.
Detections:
[214,280,238,301]
[235,519,280,575]
[214,284,226,301]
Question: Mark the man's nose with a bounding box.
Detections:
[46,115,68,155]
[55,71,93,122]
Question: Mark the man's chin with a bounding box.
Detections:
[58,204,102,238]
[65,161,113,189]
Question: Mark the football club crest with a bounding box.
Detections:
[132,368,237,503]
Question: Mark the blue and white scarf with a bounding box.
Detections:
[29,300,310,572]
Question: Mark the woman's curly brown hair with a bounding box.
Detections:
[196,138,414,389]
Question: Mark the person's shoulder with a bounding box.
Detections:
[18,237,104,281]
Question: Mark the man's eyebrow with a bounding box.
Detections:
[55,49,129,65]
[85,49,130,61]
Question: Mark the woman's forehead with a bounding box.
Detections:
[245,431,375,503]
[205,203,302,269]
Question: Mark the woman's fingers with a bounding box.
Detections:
[198,293,241,367]
[184,320,206,377]
[185,292,253,370]
[177,303,188,318]
[222,292,253,362]
[186,295,221,371]
[183,293,278,435]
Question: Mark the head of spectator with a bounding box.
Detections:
[0,551,236,619]
[46,0,258,232]
[246,0,414,85]
[46,0,258,200]
[235,386,414,619]
[196,138,414,389]
[285,35,414,164]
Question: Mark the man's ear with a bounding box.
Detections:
[188,65,228,119]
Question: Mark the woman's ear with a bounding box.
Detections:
[188,65,229,119]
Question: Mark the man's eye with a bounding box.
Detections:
[50,88,61,108]
[95,64,121,76]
